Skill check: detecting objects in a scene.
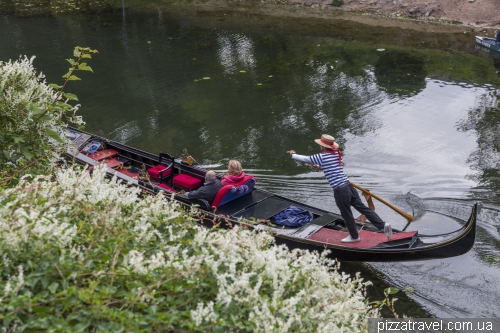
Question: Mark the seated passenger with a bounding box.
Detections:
[184,170,222,204]
[221,160,246,186]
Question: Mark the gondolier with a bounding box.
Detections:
[288,134,392,243]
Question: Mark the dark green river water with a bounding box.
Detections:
[2,4,500,318]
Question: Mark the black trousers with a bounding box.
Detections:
[333,183,385,239]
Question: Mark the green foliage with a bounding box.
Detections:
[331,0,344,7]
[0,167,376,332]
[0,46,96,184]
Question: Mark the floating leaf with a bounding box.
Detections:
[194,79,199,82]
[268,75,273,78]
[239,70,246,73]
[193,58,196,60]
[385,287,399,295]
[317,44,320,46]
[147,41,152,44]
[402,287,414,294]
[257,83,262,86]
[376,49,385,51]
[203,77,210,80]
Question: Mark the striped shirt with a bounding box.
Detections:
[292,152,349,189]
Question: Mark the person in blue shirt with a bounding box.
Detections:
[288,134,392,243]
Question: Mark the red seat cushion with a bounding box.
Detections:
[88,149,118,161]
[173,174,202,190]
[106,158,123,169]
[147,164,172,179]
[158,183,178,193]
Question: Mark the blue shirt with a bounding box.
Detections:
[292,152,349,189]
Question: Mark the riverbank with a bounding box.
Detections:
[122,0,500,39]
[1,0,499,33]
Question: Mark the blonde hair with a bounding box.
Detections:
[227,160,243,175]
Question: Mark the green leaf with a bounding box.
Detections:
[78,63,94,72]
[49,83,63,89]
[48,282,59,294]
[63,93,79,101]
[32,306,51,316]
[66,58,77,66]
[68,75,81,81]
[73,48,81,57]
[81,54,92,59]
[20,146,33,159]
[36,114,52,123]
[62,70,73,79]
[29,103,45,115]
[385,287,399,295]
[74,321,91,332]
[239,70,246,73]
[12,136,25,143]
[46,129,64,143]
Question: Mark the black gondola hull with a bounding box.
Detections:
[63,127,478,262]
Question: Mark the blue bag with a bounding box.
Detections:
[270,205,314,227]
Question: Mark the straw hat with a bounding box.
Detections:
[314,134,339,149]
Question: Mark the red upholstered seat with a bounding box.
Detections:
[173,174,202,191]
[88,149,118,161]
[147,164,172,179]
[158,183,178,193]
[106,158,123,169]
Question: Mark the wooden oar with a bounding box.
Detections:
[350,182,416,222]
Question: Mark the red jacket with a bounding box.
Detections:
[221,172,246,186]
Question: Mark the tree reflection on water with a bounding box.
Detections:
[456,90,500,203]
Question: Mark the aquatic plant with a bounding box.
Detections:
[0,165,377,332]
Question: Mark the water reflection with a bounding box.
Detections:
[457,89,500,203]
[374,51,426,96]
[217,32,256,74]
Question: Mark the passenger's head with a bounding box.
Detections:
[205,170,217,183]
[227,160,242,175]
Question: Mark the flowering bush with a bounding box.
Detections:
[0,166,377,332]
[0,47,94,182]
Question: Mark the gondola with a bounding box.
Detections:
[63,127,478,262]
[475,36,500,53]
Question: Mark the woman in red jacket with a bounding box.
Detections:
[221,160,246,186]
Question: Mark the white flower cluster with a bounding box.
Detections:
[0,55,84,166]
[0,165,376,332]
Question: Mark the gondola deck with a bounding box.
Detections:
[63,127,479,262]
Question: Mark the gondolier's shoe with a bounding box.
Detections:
[341,235,360,243]
[384,223,393,241]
